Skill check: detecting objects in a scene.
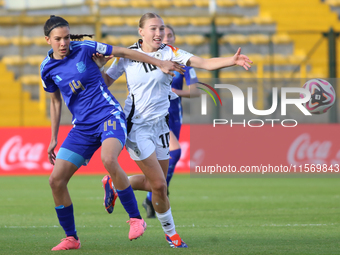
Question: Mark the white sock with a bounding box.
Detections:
[155,207,176,236]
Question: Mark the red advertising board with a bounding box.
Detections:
[0,125,191,175]
[1,124,340,176]
[190,124,340,175]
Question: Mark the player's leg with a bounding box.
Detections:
[134,153,169,212]
[100,116,146,240]
[167,130,181,187]
[131,118,187,248]
[144,119,182,217]
[49,150,83,251]
[134,155,187,248]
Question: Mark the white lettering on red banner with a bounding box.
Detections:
[0,136,53,171]
[287,133,338,165]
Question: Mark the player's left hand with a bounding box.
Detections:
[160,61,185,76]
[233,47,253,70]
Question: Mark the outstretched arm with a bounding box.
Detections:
[187,47,252,71]
[111,46,184,77]
[48,90,62,165]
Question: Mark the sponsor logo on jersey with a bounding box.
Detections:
[154,52,162,60]
[53,75,62,84]
[76,61,86,73]
[134,147,141,157]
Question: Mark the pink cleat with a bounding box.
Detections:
[127,218,147,240]
[51,236,81,251]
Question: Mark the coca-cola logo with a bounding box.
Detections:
[287,133,340,165]
[0,136,53,171]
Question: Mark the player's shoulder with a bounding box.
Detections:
[164,44,179,53]
[40,50,53,75]
[70,40,96,50]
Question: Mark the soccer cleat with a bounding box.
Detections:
[127,218,147,240]
[51,236,81,251]
[142,198,156,218]
[165,233,188,248]
[101,175,118,214]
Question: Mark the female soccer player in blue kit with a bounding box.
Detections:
[142,25,201,218]
[95,13,252,248]
[40,15,183,251]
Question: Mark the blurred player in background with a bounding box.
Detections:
[142,25,200,218]
[40,15,183,251]
[95,12,252,248]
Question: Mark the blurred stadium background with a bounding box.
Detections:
[1,0,340,126]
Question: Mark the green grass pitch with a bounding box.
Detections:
[0,175,339,254]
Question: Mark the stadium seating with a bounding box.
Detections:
[0,62,50,126]
[194,0,209,8]
[173,0,194,8]
[216,0,237,7]
[0,36,10,46]
[0,0,336,126]
[101,17,126,26]
[151,0,173,9]
[102,35,120,45]
[130,0,152,8]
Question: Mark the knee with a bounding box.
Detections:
[49,175,66,191]
[151,180,167,196]
[101,155,119,171]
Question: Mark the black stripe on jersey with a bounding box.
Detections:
[159,43,166,50]
[126,94,135,134]
[165,113,169,128]
[128,43,138,49]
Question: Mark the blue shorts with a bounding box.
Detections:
[56,113,127,168]
[168,112,181,140]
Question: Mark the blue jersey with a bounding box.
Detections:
[169,66,198,119]
[40,40,124,132]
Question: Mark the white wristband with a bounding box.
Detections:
[99,66,104,72]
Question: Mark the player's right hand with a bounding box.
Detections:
[47,140,58,165]
[92,53,113,69]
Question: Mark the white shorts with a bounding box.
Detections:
[126,115,170,161]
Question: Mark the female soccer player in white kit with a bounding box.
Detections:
[100,13,252,248]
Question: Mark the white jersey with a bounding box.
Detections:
[106,40,193,124]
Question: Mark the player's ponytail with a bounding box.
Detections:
[44,15,94,40]
[69,34,94,40]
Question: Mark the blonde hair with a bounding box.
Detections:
[139,13,162,28]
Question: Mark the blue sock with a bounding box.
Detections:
[146,191,152,202]
[55,204,78,239]
[166,149,181,186]
[117,185,141,219]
